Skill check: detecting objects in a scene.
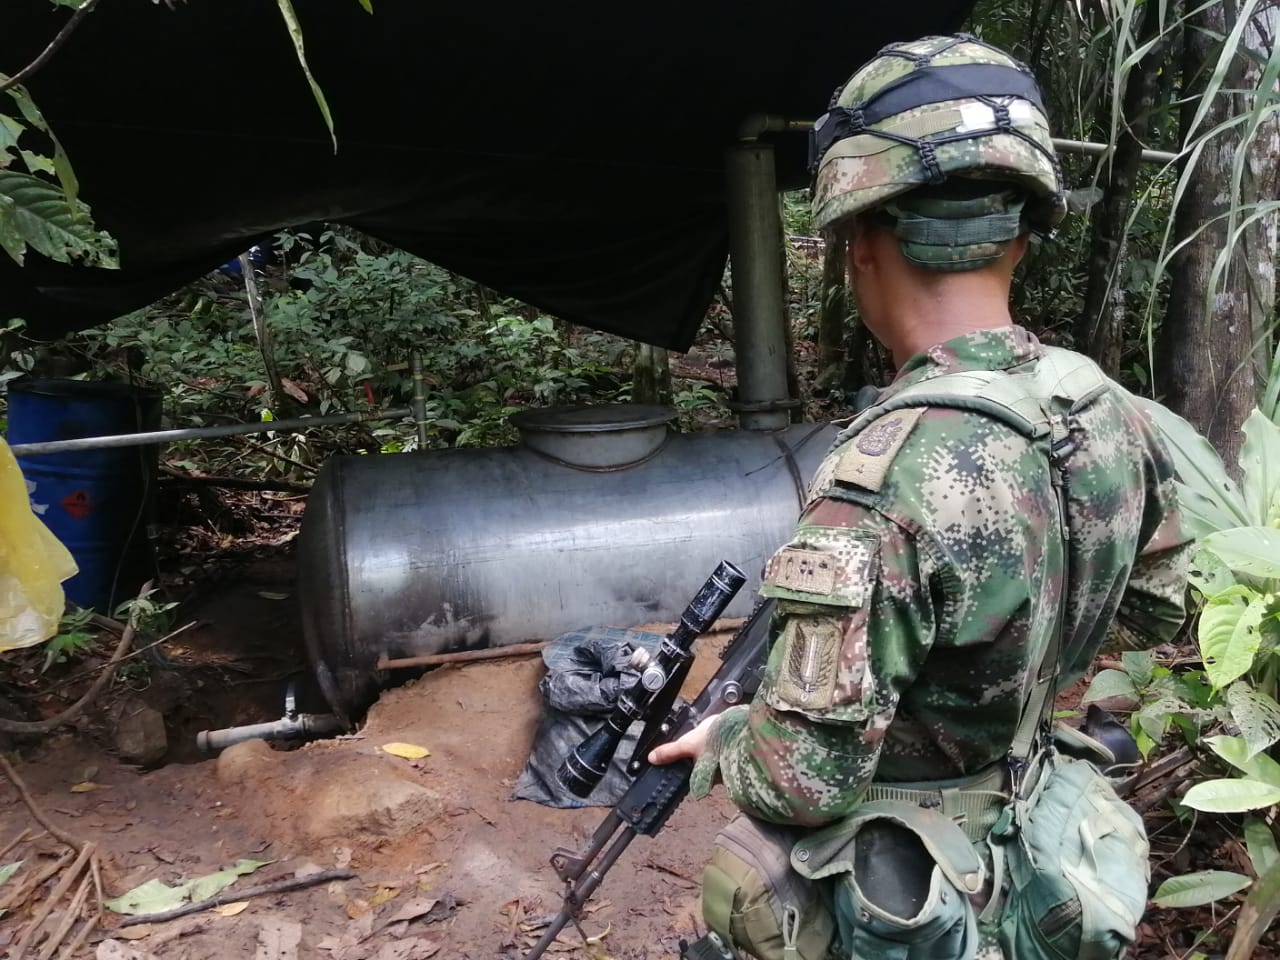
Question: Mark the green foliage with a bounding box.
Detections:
[1135,401,1280,932]
[40,605,96,673]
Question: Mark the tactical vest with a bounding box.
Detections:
[825,345,1112,828]
[696,347,1150,960]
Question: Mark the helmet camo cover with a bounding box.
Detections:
[811,34,1066,233]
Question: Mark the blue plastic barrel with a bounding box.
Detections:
[7,378,162,613]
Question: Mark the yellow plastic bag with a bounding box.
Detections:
[0,437,78,651]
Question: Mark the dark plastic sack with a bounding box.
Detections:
[511,626,665,808]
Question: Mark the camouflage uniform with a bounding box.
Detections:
[691,325,1190,827]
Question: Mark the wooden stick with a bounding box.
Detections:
[0,850,75,914]
[0,758,82,851]
[12,842,94,959]
[159,466,312,494]
[377,641,550,671]
[0,829,30,860]
[55,917,95,960]
[119,868,355,927]
[36,871,92,960]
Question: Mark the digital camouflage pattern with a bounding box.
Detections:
[691,326,1191,830]
[812,35,1066,233]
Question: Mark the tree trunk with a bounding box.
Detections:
[1076,0,1169,376]
[632,343,671,404]
[1157,0,1258,475]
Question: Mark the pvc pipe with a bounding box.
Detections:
[1051,137,1178,165]
[196,712,343,751]
[735,112,1180,167]
[725,143,793,431]
[8,406,412,457]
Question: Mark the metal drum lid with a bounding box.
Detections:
[510,404,676,470]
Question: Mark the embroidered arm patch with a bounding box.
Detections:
[833,407,926,492]
[761,530,878,607]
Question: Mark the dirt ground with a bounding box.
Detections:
[3,556,1276,959]
[0,562,742,960]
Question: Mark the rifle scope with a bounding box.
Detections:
[557,560,746,798]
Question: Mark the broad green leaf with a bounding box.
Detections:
[1241,411,1280,526]
[1227,683,1280,757]
[1135,398,1249,532]
[1226,857,1280,960]
[104,878,189,916]
[274,0,336,152]
[1203,527,1280,580]
[0,113,24,165]
[1243,818,1279,877]
[1189,546,1239,596]
[1082,669,1137,704]
[1152,870,1252,908]
[1199,592,1268,689]
[0,861,21,886]
[0,169,116,267]
[186,858,273,903]
[1206,734,1280,787]
[356,0,373,10]
[105,858,273,915]
[1121,650,1155,687]
[1183,777,1280,813]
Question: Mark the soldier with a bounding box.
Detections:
[650,34,1190,960]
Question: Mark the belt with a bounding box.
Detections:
[862,764,1010,843]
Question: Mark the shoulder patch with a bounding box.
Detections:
[768,547,837,595]
[833,407,926,492]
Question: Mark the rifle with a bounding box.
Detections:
[524,561,775,960]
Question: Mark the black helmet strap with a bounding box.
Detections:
[809,63,1048,175]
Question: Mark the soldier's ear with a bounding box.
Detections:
[846,217,878,279]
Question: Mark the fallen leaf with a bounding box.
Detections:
[368,887,398,908]
[384,897,438,925]
[0,861,21,886]
[370,938,439,960]
[380,743,430,760]
[293,861,324,879]
[333,846,353,869]
[255,918,302,960]
[105,879,189,916]
[215,901,250,917]
[281,378,309,403]
[187,858,274,903]
[257,591,290,601]
[346,897,372,919]
[70,782,100,793]
[105,858,275,915]
[96,940,159,960]
[116,926,153,941]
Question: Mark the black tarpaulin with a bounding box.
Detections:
[2,1,974,349]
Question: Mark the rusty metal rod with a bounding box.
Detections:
[377,640,551,671]
[9,406,411,457]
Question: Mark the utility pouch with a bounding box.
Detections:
[790,800,984,960]
[991,753,1149,960]
[701,814,835,960]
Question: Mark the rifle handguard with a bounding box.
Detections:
[556,560,746,798]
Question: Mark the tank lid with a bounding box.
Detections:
[509,404,675,434]
[510,404,676,469]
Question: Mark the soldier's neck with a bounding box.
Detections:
[879,274,1015,368]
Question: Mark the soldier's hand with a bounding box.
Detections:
[648,714,718,765]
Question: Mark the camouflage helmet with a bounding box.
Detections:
[810,34,1066,234]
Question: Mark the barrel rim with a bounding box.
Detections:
[510,403,675,434]
[8,376,163,403]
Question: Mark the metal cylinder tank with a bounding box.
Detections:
[298,409,836,719]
